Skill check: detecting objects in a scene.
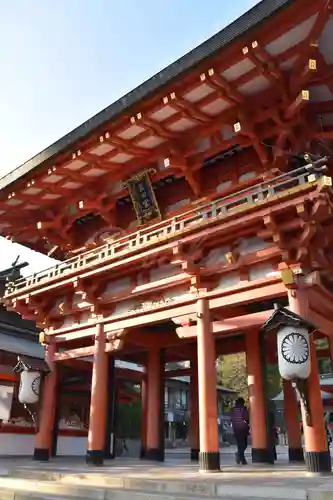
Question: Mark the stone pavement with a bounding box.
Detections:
[0,446,332,499]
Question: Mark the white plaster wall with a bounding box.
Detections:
[248,264,274,281]
[114,300,137,316]
[237,237,271,255]
[239,171,256,182]
[163,289,192,302]
[216,273,240,289]
[0,434,35,456]
[216,181,232,192]
[0,434,88,457]
[201,247,230,266]
[57,436,87,456]
[149,264,178,282]
[105,277,131,295]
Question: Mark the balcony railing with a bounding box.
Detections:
[4,159,328,297]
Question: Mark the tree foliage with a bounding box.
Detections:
[217,353,248,402]
[217,353,282,404]
[115,401,142,439]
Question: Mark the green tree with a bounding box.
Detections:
[217,353,282,403]
[217,353,248,402]
[115,401,142,439]
[265,363,281,399]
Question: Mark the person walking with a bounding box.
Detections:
[231,397,250,465]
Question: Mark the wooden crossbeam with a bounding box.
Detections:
[46,279,286,343]
[176,310,274,338]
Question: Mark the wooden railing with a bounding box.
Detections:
[4,161,327,296]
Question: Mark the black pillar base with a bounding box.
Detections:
[140,446,146,459]
[199,451,221,472]
[288,447,304,463]
[33,448,50,461]
[305,451,332,474]
[252,448,274,464]
[191,448,199,461]
[144,448,164,462]
[86,450,104,466]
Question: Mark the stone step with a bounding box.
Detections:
[3,461,333,500]
[0,474,329,500]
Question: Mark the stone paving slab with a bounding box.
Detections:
[0,450,332,500]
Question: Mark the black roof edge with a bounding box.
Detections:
[0,262,28,279]
[0,0,294,192]
[261,305,316,333]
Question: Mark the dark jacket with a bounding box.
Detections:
[231,406,249,431]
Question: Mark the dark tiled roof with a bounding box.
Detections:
[261,305,315,333]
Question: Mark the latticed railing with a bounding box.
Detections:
[4,158,329,296]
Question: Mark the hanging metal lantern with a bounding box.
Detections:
[18,371,41,404]
[277,325,311,380]
[261,305,315,381]
[13,354,50,405]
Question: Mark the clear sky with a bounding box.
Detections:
[0,0,259,275]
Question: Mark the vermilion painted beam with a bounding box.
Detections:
[45,247,282,320]
[308,289,333,323]
[54,345,95,361]
[50,279,286,342]
[176,310,275,338]
[7,183,322,303]
[308,309,333,338]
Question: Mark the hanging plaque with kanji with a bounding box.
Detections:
[124,170,161,225]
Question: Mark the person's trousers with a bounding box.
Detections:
[234,429,248,463]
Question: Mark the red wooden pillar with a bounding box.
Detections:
[86,323,108,465]
[245,329,270,463]
[189,355,199,461]
[197,298,220,472]
[140,374,148,458]
[283,380,304,462]
[146,348,164,461]
[104,356,116,459]
[34,342,57,461]
[288,289,331,473]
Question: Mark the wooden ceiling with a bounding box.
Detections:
[0,0,333,256]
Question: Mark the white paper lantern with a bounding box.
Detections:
[18,371,41,404]
[277,325,311,380]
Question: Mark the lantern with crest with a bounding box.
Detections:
[261,305,316,425]
[261,305,315,381]
[13,355,50,405]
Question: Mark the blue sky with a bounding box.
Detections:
[0,0,259,275]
